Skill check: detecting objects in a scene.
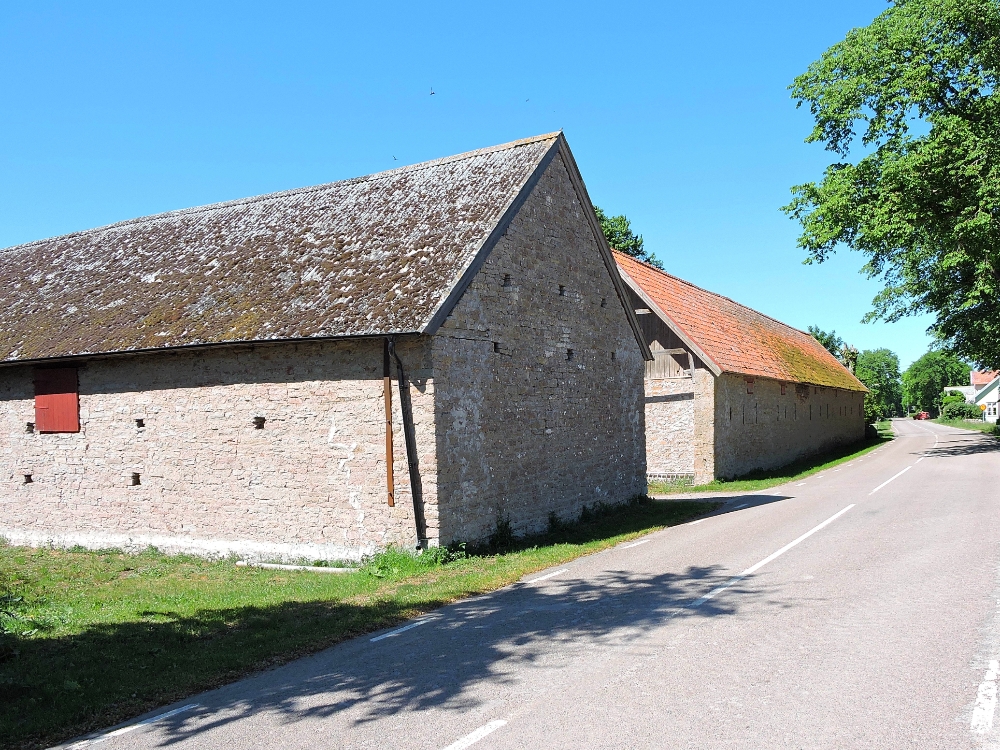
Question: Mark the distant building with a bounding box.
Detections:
[944,371,999,404]
[614,252,867,484]
[974,374,1000,423]
[0,133,650,560]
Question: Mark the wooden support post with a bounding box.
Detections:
[383,338,395,507]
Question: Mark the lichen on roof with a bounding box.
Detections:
[614,251,866,392]
[0,133,560,363]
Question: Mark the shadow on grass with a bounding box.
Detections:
[0,499,717,749]
[33,561,790,750]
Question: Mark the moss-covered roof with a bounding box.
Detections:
[0,134,560,363]
[615,252,867,391]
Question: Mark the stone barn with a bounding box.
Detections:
[614,252,867,484]
[0,133,650,561]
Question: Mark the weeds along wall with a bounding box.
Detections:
[712,373,866,480]
[0,338,433,561]
[430,151,648,544]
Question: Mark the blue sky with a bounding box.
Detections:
[0,1,937,369]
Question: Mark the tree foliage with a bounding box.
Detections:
[593,206,663,269]
[855,348,903,420]
[901,349,971,413]
[785,0,1000,369]
[808,326,844,356]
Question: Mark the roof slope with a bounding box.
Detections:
[615,251,867,391]
[0,134,561,363]
[973,370,999,386]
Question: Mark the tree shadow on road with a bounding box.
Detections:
[29,562,785,749]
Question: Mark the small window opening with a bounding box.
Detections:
[131,473,141,486]
[558,285,566,296]
[611,351,616,361]
[25,422,34,433]
[567,349,574,361]
[135,418,145,428]
[600,298,607,308]
[23,474,32,484]
[746,378,755,395]
[502,273,511,287]
[493,342,501,353]
[253,416,266,429]
[780,383,786,396]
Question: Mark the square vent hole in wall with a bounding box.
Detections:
[131,473,141,486]
[253,416,266,429]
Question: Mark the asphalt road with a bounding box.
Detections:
[60,419,1000,749]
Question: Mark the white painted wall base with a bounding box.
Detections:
[0,527,373,563]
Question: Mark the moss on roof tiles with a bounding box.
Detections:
[614,251,866,392]
[0,134,560,363]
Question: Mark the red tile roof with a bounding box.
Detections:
[972,371,999,386]
[615,251,866,391]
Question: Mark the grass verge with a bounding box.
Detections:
[0,497,715,750]
[931,417,1000,436]
[648,428,894,496]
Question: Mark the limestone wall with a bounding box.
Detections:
[644,377,695,479]
[713,373,865,480]
[431,151,647,543]
[0,338,433,561]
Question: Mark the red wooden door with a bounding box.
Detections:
[34,368,80,433]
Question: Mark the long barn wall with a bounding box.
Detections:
[713,373,865,480]
[0,338,433,561]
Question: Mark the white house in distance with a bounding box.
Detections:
[974,374,999,423]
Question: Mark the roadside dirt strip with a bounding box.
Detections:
[58,419,1000,750]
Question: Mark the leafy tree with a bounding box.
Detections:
[593,206,664,269]
[942,389,968,407]
[784,0,1000,370]
[808,326,844,357]
[856,348,903,421]
[902,349,971,414]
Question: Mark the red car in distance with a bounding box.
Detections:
[913,411,931,420]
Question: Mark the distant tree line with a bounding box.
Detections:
[809,325,972,420]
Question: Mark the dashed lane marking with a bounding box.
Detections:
[972,660,999,733]
[441,720,508,750]
[371,619,434,642]
[869,466,912,495]
[525,568,569,584]
[689,505,855,609]
[67,704,199,747]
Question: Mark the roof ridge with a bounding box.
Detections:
[1,132,562,255]
[613,250,817,341]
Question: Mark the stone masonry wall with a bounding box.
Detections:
[713,373,865,480]
[431,151,647,543]
[644,377,695,478]
[0,338,434,560]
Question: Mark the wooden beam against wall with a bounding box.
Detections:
[383,338,395,507]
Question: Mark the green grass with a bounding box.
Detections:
[0,497,715,750]
[648,429,894,495]
[931,417,1000,436]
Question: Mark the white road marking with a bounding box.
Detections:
[689,505,855,608]
[619,539,649,549]
[733,503,749,510]
[441,720,508,750]
[869,466,912,495]
[370,619,433,642]
[972,660,999,733]
[525,568,569,584]
[915,456,925,463]
[795,482,807,486]
[687,519,706,526]
[815,475,826,479]
[68,704,199,747]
